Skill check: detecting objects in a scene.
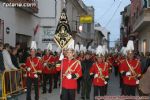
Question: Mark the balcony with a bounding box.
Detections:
[7,0,38,13]
[132,8,150,32]
[70,0,88,14]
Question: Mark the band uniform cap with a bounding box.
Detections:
[30,41,37,50]
[67,39,75,50]
[75,44,80,52]
[126,40,134,52]
[47,42,52,51]
[96,45,105,56]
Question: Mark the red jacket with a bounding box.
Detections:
[120,59,141,86]
[90,62,109,86]
[56,58,82,89]
[25,57,43,78]
[52,55,60,74]
[42,55,55,74]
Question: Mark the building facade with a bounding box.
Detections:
[0,0,39,48]
[130,0,150,55]
[0,0,95,51]
[94,23,110,50]
[120,4,131,47]
[36,0,95,51]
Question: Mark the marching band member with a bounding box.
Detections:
[56,40,82,100]
[75,44,83,94]
[90,45,109,99]
[118,47,126,95]
[25,41,43,100]
[120,40,142,96]
[42,43,55,93]
[53,51,60,89]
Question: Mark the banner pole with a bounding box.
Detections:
[60,49,64,99]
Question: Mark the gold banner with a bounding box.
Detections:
[54,9,73,49]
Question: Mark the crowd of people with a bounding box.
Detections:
[0,40,150,100]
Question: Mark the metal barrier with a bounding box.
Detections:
[0,68,27,100]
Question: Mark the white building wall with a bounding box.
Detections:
[36,0,56,18]
[35,0,60,51]
[0,0,94,50]
[0,1,39,47]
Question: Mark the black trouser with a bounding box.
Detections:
[94,86,106,100]
[81,79,92,99]
[26,77,39,100]
[104,84,108,95]
[124,85,136,96]
[61,88,76,100]
[42,73,53,93]
[119,74,125,95]
[53,72,59,88]
[77,77,82,94]
[114,66,118,77]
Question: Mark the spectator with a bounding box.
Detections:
[21,48,30,63]
[15,43,22,63]
[0,42,4,97]
[2,43,17,70]
[140,53,147,74]
[0,42,5,72]
[146,52,150,69]
[10,47,19,69]
[16,43,20,51]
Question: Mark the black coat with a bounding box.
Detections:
[11,54,19,69]
[0,50,5,71]
[81,59,93,80]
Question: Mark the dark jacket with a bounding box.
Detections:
[0,50,5,71]
[81,59,93,80]
[11,54,19,69]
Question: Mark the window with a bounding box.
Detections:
[147,0,150,8]
[143,39,147,56]
[87,23,91,33]
[142,0,147,8]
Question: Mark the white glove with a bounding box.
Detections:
[66,74,72,79]
[24,74,27,77]
[94,74,98,78]
[104,81,107,85]
[136,80,139,84]
[27,68,31,71]
[37,57,41,59]
[44,63,47,66]
[34,74,38,78]
[12,67,17,70]
[126,71,131,76]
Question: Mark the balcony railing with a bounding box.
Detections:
[132,8,150,32]
[6,0,38,13]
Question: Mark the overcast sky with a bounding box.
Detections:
[83,0,130,47]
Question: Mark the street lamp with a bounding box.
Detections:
[6,27,10,34]
[79,25,83,33]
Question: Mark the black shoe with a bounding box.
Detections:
[53,86,57,89]
[81,97,85,100]
[48,90,52,93]
[42,91,46,94]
